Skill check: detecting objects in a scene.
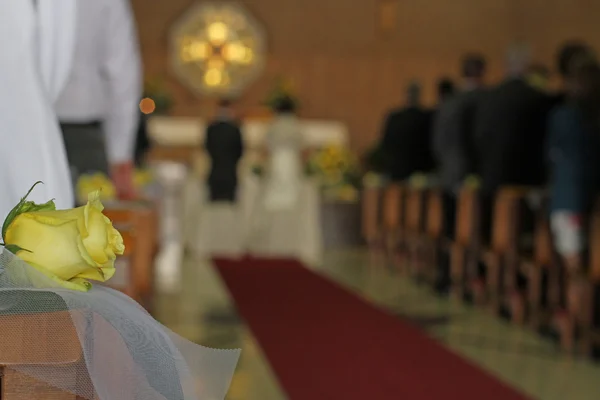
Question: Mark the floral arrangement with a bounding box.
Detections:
[77,173,117,205]
[1,182,124,292]
[77,170,158,204]
[144,76,173,115]
[264,77,299,111]
[306,145,361,202]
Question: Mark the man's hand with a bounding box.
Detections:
[111,162,137,200]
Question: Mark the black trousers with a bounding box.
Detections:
[208,178,237,202]
[61,122,110,174]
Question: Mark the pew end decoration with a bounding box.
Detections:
[0,182,240,399]
[76,172,117,205]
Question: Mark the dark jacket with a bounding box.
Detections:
[548,104,600,215]
[474,78,555,194]
[433,88,486,190]
[380,106,434,181]
[205,119,244,202]
[134,113,150,167]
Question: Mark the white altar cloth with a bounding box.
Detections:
[148,116,349,148]
[184,173,323,267]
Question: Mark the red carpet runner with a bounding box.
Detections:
[215,257,530,400]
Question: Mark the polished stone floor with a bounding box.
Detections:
[155,250,600,400]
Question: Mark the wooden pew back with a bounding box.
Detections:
[455,188,479,247]
[103,204,158,306]
[490,188,529,254]
[589,200,600,282]
[426,189,444,239]
[382,184,405,231]
[0,311,83,399]
[406,188,426,233]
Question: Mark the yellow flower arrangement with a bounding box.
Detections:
[77,172,117,205]
[307,145,361,202]
[2,183,124,292]
[134,169,154,190]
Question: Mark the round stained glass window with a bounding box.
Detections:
[170,2,267,97]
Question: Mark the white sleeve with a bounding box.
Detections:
[37,0,77,101]
[102,0,142,165]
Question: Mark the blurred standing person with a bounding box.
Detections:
[554,41,596,104]
[134,113,150,167]
[205,100,244,202]
[55,0,142,201]
[379,81,434,182]
[436,78,456,105]
[433,54,487,239]
[0,1,77,217]
[432,55,486,294]
[547,51,600,347]
[474,44,555,243]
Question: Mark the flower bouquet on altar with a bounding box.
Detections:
[0,183,239,399]
[306,145,361,202]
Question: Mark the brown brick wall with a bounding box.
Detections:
[132,0,600,151]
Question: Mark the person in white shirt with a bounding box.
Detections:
[55,0,142,201]
[0,0,76,218]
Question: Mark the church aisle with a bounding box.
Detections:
[155,251,600,400]
[154,257,287,400]
[320,250,600,400]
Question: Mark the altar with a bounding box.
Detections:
[147,116,360,274]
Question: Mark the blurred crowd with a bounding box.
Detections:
[371,40,600,278]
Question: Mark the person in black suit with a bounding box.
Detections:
[436,78,456,105]
[205,99,244,202]
[475,69,555,195]
[379,81,434,182]
[473,46,555,245]
[134,112,150,167]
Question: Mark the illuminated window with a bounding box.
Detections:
[170,3,266,97]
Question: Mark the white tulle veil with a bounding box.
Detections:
[0,250,240,399]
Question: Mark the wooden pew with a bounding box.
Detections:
[103,204,158,308]
[450,187,480,301]
[522,198,555,329]
[479,188,531,312]
[543,198,600,355]
[361,186,383,248]
[575,201,600,354]
[0,309,87,399]
[381,184,407,268]
[420,189,444,285]
[404,186,428,278]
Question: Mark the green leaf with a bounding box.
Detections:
[4,244,31,255]
[1,181,56,241]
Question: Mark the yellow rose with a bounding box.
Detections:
[4,191,124,292]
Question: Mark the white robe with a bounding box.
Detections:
[0,0,76,219]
